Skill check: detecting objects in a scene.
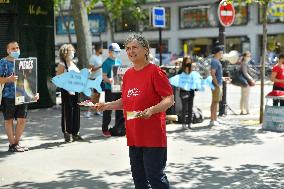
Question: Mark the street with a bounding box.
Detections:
[0,83,283,189]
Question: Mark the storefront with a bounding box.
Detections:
[181,36,250,57]
[0,0,55,108]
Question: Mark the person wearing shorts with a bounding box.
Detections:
[0,41,37,152]
[210,45,224,126]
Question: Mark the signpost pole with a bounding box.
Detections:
[159,27,162,66]
[217,0,235,116]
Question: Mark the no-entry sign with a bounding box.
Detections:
[218,0,235,27]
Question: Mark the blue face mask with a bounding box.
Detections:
[10,50,20,59]
[114,52,122,65]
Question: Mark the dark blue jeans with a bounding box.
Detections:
[129,146,170,189]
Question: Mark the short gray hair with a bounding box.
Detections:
[124,33,150,60]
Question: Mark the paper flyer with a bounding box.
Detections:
[14,57,37,105]
[126,111,143,120]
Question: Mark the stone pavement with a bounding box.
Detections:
[0,106,283,189]
[0,84,283,189]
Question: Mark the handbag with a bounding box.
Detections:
[231,68,248,87]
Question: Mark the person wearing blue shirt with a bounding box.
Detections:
[0,41,38,152]
[210,45,224,126]
[101,43,125,136]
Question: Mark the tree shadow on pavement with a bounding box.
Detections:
[0,156,283,189]
[0,169,134,189]
[167,157,283,189]
[167,118,264,147]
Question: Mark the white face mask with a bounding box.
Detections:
[69,51,75,60]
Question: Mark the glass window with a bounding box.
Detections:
[115,10,138,32]
[180,5,218,28]
[179,3,247,29]
[233,3,248,25]
[149,40,169,53]
[142,7,171,31]
[259,2,284,24]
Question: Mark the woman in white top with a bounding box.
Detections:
[56,44,82,142]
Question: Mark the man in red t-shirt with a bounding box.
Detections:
[95,34,174,189]
[271,52,284,106]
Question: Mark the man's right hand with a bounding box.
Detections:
[6,74,18,83]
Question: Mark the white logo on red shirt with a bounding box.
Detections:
[127,88,141,97]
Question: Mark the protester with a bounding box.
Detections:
[56,44,83,142]
[178,56,195,129]
[210,45,224,126]
[271,52,284,106]
[239,51,255,114]
[85,44,103,118]
[101,43,124,137]
[95,34,174,189]
[0,41,39,152]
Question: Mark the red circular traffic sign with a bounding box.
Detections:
[218,0,235,27]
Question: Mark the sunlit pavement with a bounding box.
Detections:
[0,83,283,189]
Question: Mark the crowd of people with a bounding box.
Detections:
[0,34,283,188]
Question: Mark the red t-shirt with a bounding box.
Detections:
[122,64,173,147]
[272,64,284,88]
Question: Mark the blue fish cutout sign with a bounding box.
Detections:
[169,71,215,91]
[52,68,102,96]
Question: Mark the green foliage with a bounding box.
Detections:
[88,0,147,22]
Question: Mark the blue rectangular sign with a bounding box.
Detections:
[152,7,166,27]
[56,13,106,35]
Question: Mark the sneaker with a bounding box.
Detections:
[17,144,29,151]
[8,144,25,152]
[72,134,84,141]
[216,119,224,124]
[182,124,187,129]
[84,111,93,118]
[95,112,103,116]
[102,131,111,137]
[64,133,71,142]
[209,120,218,126]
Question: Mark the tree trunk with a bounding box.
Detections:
[260,1,268,123]
[105,11,114,42]
[70,0,92,69]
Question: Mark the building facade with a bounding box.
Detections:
[55,0,284,64]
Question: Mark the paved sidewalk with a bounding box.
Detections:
[0,106,283,189]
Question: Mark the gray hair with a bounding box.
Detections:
[59,44,74,62]
[124,33,150,61]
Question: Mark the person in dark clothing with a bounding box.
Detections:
[101,43,125,137]
[178,56,195,129]
[56,44,82,142]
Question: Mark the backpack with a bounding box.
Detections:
[192,107,204,124]
[177,106,204,124]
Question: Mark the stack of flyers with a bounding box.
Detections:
[126,111,143,120]
[78,100,95,107]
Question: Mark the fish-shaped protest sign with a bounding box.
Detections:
[52,68,102,96]
[169,71,215,91]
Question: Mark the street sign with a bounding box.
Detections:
[152,7,166,28]
[218,0,235,27]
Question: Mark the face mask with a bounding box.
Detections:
[113,51,121,58]
[10,50,20,59]
[69,51,75,60]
